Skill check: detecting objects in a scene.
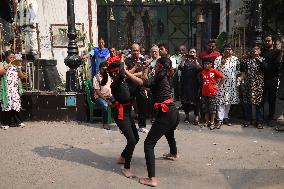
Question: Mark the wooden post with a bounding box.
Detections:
[88,0,93,46]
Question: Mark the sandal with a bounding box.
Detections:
[216,121,222,129]
[184,118,189,124]
[209,123,215,130]
[193,120,199,125]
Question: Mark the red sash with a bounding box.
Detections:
[154,98,174,113]
[114,101,130,120]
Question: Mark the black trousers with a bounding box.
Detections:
[2,110,22,126]
[263,79,278,120]
[182,102,200,116]
[144,105,179,178]
[136,89,148,128]
[114,110,139,169]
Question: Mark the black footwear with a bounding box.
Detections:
[242,122,249,127]
[257,123,263,129]
[223,118,232,126]
[184,118,189,124]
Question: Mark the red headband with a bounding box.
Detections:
[110,67,120,72]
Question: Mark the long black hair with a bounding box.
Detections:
[99,62,108,86]
[155,57,174,79]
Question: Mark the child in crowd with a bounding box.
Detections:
[201,58,224,130]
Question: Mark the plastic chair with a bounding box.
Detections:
[84,80,112,124]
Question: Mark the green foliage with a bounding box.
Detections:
[216,32,228,51]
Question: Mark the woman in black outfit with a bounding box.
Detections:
[107,61,139,178]
[124,57,179,187]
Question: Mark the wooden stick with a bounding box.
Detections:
[243,26,246,55]
[25,60,28,90]
[0,25,3,62]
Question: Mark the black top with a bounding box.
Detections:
[125,56,145,97]
[262,48,281,80]
[144,75,172,103]
[110,75,133,104]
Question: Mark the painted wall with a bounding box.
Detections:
[32,0,97,80]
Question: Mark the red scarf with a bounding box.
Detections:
[114,101,130,120]
[154,98,174,113]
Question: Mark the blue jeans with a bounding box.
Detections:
[95,97,113,124]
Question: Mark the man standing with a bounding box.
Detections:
[170,47,183,101]
[262,35,282,124]
[125,43,149,133]
[199,39,220,68]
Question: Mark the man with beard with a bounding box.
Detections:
[199,39,220,68]
[262,35,282,125]
[125,43,149,133]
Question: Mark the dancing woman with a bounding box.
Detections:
[107,61,139,178]
[124,57,179,187]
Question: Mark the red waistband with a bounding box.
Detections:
[114,101,131,120]
[154,98,174,113]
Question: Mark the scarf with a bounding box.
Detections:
[1,61,24,110]
[93,47,110,58]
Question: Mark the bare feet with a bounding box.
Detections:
[139,177,158,187]
[121,167,134,178]
[162,153,179,161]
[116,156,125,164]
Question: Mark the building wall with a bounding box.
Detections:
[219,0,246,34]
[34,0,97,80]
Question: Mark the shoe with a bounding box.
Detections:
[223,118,232,126]
[184,118,189,124]
[275,126,284,131]
[138,128,149,133]
[102,124,111,130]
[0,126,9,130]
[242,122,249,127]
[19,123,26,128]
[257,123,263,129]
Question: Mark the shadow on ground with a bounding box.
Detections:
[220,169,284,189]
[33,144,124,175]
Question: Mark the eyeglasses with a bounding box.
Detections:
[189,51,196,53]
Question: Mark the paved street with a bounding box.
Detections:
[0,115,284,189]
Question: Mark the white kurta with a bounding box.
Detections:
[214,55,240,105]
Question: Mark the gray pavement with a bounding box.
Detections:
[0,117,283,189]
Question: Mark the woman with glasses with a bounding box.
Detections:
[179,48,201,125]
[240,46,265,128]
[214,44,240,128]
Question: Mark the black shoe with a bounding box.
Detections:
[242,122,249,127]
[223,118,232,126]
[184,118,189,124]
[257,123,263,129]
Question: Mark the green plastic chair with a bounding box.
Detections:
[84,80,112,124]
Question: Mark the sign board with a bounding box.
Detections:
[65,95,76,107]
